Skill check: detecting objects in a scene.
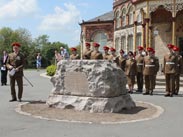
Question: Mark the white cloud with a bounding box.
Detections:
[0,0,38,19]
[39,3,80,31]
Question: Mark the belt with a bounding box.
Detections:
[177,64,180,66]
[137,63,143,66]
[166,62,175,65]
[145,65,155,67]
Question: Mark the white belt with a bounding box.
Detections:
[177,64,180,66]
[145,65,155,67]
[166,62,175,65]
[137,63,143,66]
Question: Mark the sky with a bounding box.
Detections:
[0,0,113,47]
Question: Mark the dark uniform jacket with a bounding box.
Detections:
[135,54,144,73]
[1,55,8,69]
[163,53,178,74]
[143,56,159,75]
[83,49,92,59]
[90,51,103,59]
[70,54,80,60]
[125,59,137,76]
[6,52,24,77]
[177,55,182,74]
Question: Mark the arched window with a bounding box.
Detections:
[116,11,121,28]
[128,6,134,25]
[121,9,126,27]
[128,35,133,51]
[121,36,126,51]
[137,12,142,23]
[136,33,142,46]
[93,32,108,52]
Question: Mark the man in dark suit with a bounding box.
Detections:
[1,50,8,85]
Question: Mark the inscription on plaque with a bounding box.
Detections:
[65,72,89,96]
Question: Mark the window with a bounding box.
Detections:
[129,6,134,25]
[136,34,142,47]
[121,36,126,51]
[116,11,121,28]
[121,9,126,27]
[128,35,133,51]
[137,13,142,23]
[115,37,120,53]
[93,32,108,52]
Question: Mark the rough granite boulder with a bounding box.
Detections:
[46,60,135,113]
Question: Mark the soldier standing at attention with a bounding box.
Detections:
[108,47,118,61]
[143,48,159,95]
[125,51,137,93]
[116,49,126,71]
[70,47,80,60]
[83,42,92,59]
[163,44,178,97]
[6,42,24,102]
[135,46,145,93]
[152,50,159,90]
[173,46,182,95]
[103,46,110,60]
[90,42,103,59]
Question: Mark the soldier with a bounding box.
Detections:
[90,42,103,59]
[108,47,118,61]
[116,49,126,71]
[163,44,178,97]
[6,42,24,102]
[125,51,137,93]
[152,50,159,89]
[103,46,110,60]
[135,46,145,93]
[143,48,159,95]
[173,46,182,95]
[83,42,92,59]
[70,47,80,60]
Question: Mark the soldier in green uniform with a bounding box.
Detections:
[135,46,145,93]
[172,46,182,95]
[6,42,24,102]
[70,47,80,60]
[143,48,159,95]
[163,44,178,97]
[103,46,110,60]
[83,42,92,59]
[90,42,103,59]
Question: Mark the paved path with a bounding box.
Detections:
[0,70,183,137]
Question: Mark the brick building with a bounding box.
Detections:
[80,0,183,63]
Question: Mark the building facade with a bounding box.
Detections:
[80,0,183,63]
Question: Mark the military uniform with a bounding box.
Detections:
[163,51,178,97]
[83,49,92,59]
[70,54,80,60]
[103,53,110,60]
[125,54,137,93]
[135,54,144,92]
[6,45,24,102]
[117,55,126,71]
[90,51,103,59]
[174,48,182,95]
[143,48,159,95]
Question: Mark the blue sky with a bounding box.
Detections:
[0,0,113,47]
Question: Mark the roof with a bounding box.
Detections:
[83,11,114,23]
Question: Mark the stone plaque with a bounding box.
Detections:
[65,72,89,96]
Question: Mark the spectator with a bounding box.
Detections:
[36,53,42,71]
[60,47,70,60]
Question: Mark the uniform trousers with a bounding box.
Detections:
[136,72,143,90]
[144,75,155,91]
[175,74,180,93]
[10,76,23,100]
[165,74,175,94]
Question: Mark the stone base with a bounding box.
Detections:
[46,94,136,113]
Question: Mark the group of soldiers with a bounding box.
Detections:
[69,42,182,97]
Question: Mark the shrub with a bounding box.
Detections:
[46,65,57,76]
